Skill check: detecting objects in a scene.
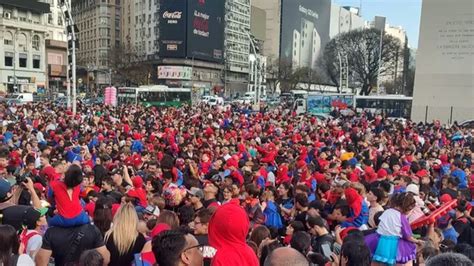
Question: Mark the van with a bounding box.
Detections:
[4,93,33,105]
[208,96,224,106]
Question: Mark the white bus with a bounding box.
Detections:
[354,95,413,118]
[117,86,192,107]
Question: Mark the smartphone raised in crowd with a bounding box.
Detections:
[321,243,333,261]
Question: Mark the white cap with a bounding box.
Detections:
[406,184,419,195]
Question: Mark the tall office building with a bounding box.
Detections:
[71,0,121,88]
[121,0,159,61]
[251,0,280,59]
[329,5,364,38]
[0,0,50,93]
[224,0,251,96]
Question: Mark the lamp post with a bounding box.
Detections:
[245,32,260,107]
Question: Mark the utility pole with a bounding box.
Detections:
[246,31,259,107]
[61,0,78,114]
[13,31,17,92]
[376,28,384,94]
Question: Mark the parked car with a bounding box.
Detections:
[207,96,224,106]
[201,95,212,104]
[82,97,104,106]
[459,119,474,129]
[235,96,255,105]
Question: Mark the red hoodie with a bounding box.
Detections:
[209,202,259,266]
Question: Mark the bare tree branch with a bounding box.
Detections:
[323,28,402,95]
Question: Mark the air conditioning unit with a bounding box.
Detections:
[4,12,11,19]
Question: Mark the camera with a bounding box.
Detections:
[15,172,31,184]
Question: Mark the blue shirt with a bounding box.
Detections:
[341,201,369,228]
[451,168,467,189]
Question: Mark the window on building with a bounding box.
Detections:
[4,32,13,46]
[19,54,27,68]
[48,14,53,24]
[100,17,107,25]
[18,34,27,50]
[4,53,13,67]
[58,16,63,26]
[33,56,40,69]
[32,35,40,51]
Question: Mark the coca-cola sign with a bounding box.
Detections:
[159,0,187,58]
[163,11,182,20]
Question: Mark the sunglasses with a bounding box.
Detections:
[182,244,205,254]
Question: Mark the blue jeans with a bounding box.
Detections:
[48,210,90,228]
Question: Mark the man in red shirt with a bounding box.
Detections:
[40,154,59,182]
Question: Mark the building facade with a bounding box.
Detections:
[251,0,280,59]
[71,0,121,89]
[121,0,159,61]
[329,5,364,38]
[0,0,50,93]
[224,0,251,97]
[157,0,225,96]
[39,0,68,95]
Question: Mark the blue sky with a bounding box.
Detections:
[333,0,422,48]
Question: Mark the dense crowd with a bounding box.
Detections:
[0,101,473,266]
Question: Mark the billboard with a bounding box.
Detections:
[159,0,187,58]
[158,66,192,80]
[186,0,225,63]
[280,0,331,69]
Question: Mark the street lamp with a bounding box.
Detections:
[245,32,260,107]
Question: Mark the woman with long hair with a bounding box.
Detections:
[104,203,146,266]
[93,196,114,236]
[0,225,34,265]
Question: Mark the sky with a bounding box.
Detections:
[334,0,422,48]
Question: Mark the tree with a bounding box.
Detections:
[266,57,281,95]
[323,28,402,95]
[277,59,311,92]
[266,57,325,93]
[108,45,155,86]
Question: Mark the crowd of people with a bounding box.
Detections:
[0,100,473,266]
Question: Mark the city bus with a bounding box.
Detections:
[354,95,413,118]
[117,86,192,107]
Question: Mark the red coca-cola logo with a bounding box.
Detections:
[163,11,182,19]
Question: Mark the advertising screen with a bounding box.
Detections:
[186,0,225,63]
[159,0,187,58]
[280,0,331,69]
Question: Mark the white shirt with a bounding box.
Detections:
[37,131,45,143]
[25,230,42,260]
[17,254,35,265]
[376,208,402,237]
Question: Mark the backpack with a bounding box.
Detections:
[19,230,39,255]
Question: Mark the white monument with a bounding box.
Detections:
[411,0,474,123]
